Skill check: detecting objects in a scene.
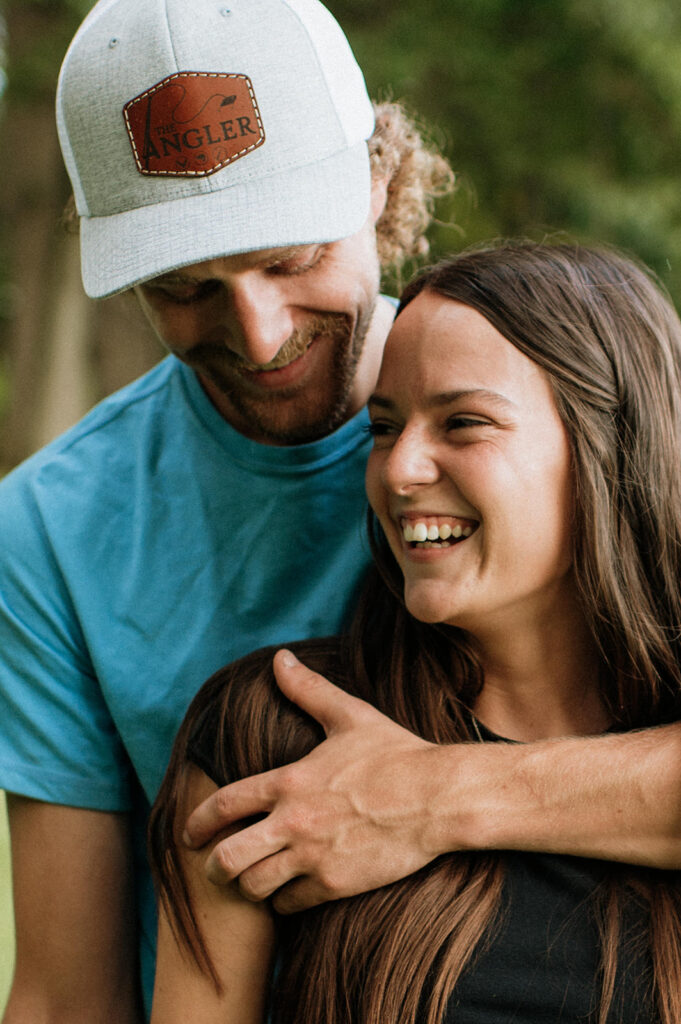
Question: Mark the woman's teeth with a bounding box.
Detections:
[401,518,475,548]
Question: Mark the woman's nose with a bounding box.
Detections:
[381,428,441,493]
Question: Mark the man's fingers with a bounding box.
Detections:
[183,773,276,849]
[271,876,329,915]
[204,820,286,886]
[232,848,302,902]
[273,648,371,733]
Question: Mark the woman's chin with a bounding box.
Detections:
[403,585,462,626]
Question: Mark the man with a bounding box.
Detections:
[1,1,680,1022]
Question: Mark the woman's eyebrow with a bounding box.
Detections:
[368,389,518,412]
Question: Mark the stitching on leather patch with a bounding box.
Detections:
[123,72,266,177]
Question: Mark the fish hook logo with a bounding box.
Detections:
[123,72,265,177]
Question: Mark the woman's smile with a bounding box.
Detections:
[395,514,480,564]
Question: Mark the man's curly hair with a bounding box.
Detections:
[368,101,456,283]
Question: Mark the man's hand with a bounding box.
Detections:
[183,652,681,913]
[183,649,444,913]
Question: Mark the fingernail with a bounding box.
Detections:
[206,856,222,884]
[182,829,192,847]
[280,649,298,667]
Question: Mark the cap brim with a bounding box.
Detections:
[80,142,371,299]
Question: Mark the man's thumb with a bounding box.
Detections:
[272,649,364,733]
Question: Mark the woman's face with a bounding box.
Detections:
[365,289,576,636]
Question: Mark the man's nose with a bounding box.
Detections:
[220,276,295,366]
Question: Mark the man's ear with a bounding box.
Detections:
[369,176,389,225]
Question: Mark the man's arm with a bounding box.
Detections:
[452,720,681,866]
[3,797,143,1024]
[184,650,681,914]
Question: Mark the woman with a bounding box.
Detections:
[149,243,681,1023]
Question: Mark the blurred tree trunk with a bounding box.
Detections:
[0,1,160,474]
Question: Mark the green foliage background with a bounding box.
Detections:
[1,0,681,1012]
[331,0,681,301]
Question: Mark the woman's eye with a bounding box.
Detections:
[446,416,489,430]
[366,420,399,440]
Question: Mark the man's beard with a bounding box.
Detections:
[189,307,375,445]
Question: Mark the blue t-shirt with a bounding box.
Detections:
[0,355,374,1014]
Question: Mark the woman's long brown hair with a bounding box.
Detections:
[149,243,681,1023]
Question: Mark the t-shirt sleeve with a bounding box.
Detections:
[0,467,132,812]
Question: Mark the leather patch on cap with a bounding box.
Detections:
[123,72,265,177]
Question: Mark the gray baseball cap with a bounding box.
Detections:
[57,0,375,298]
